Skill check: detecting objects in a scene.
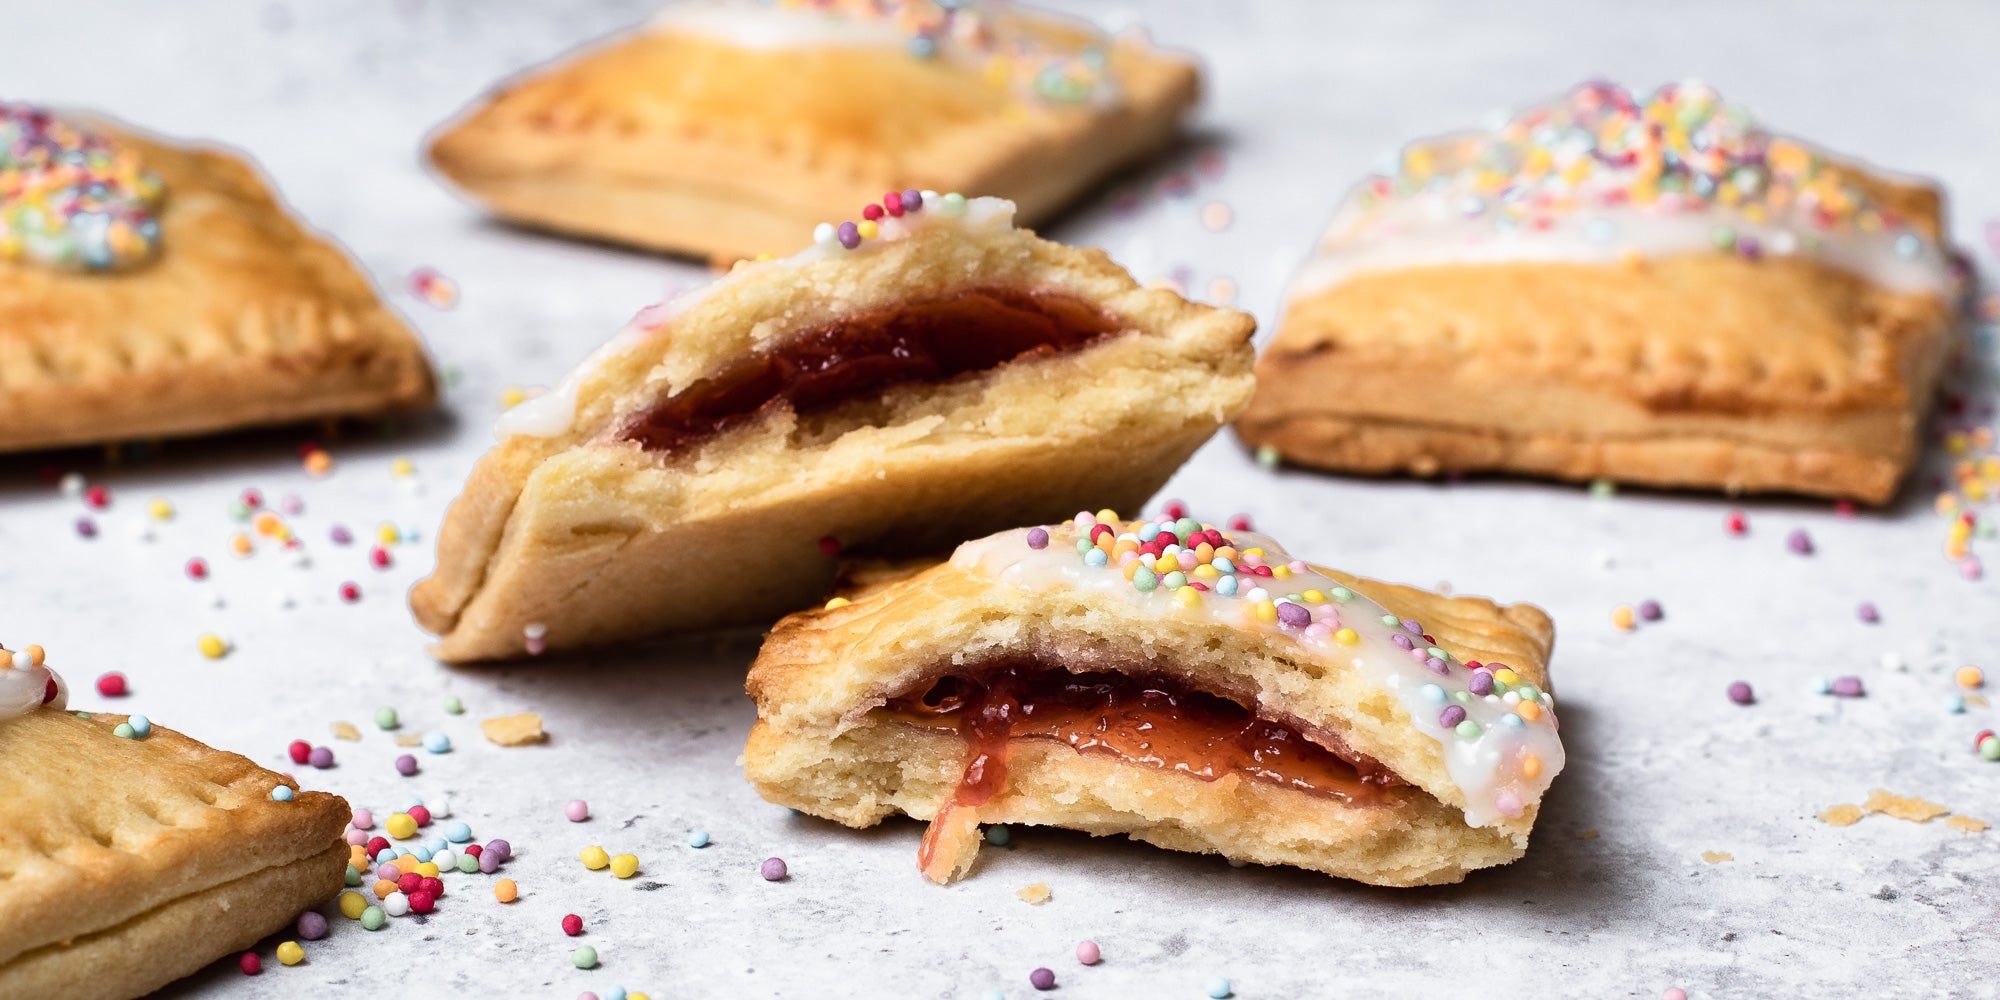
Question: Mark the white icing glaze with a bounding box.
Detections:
[951,518,1564,828]
[495,195,1018,441]
[0,647,68,720]
[1290,83,1955,300]
[651,1,907,49]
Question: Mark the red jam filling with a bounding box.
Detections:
[620,284,1125,452]
[880,660,1406,873]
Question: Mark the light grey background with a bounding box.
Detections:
[3,2,1997,997]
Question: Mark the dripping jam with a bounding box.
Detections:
[883,660,1406,872]
[620,284,1126,452]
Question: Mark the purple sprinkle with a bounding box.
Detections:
[75,517,97,538]
[901,189,923,213]
[394,754,418,776]
[1276,602,1311,629]
[1424,657,1448,675]
[1736,236,1762,261]
[1390,633,1414,650]
[1401,619,1423,635]
[1856,602,1880,624]
[836,222,861,250]
[761,857,788,881]
[1030,968,1057,991]
[485,839,512,862]
[1831,676,1865,698]
[1438,705,1467,728]
[479,851,500,874]
[330,524,353,545]
[296,910,328,940]
[1787,529,1814,555]
[1727,681,1755,705]
[1468,670,1494,696]
[308,746,335,769]
[1025,527,1050,550]
[1638,599,1663,622]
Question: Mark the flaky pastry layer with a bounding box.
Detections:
[411,222,1254,661]
[0,120,435,452]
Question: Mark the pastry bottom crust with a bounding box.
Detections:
[0,841,346,1000]
[744,718,1523,888]
[1237,410,1906,502]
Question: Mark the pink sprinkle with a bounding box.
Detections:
[186,558,209,581]
[1495,790,1524,817]
[1830,676,1865,698]
[339,581,361,603]
[1076,940,1101,966]
[1856,602,1879,624]
[1228,513,1254,531]
[352,808,373,829]
[1663,990,1688,1000]
[565,800,589,822]
[1785,529,1814,555]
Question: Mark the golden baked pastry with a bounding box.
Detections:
[411,195,1255,661]
[0,645,350,1000]
[0,103,434,452]
[426,0,1200,262]
[1237,80,1959,504]
[744,513,1563,886]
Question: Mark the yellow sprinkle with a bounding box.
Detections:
[277,941,304,966]
[416,861,439,878]
[500,387,527,408]
[1190,564,1220,581]
[377,523,400,545]
[609,853,640,879]
[580,845,610,870]
[1521,754,1543,779]
[1174,585,1202,608]
[339,890,367,919]
[147,499,174,521]
[386,813,418,840]
[391,457,415,478]
[1334,628,1360,646]
[495,878,518,903]
[1957,666,1984,689]
[1612,605,1636,630]
[1243,547,1266,559]
[197,633,228,659]
[823,597,851,610]
[1094,509,1119,524]
[857,220,879,239]
[1255,600,1278,623]
[1271,565,1292,579]
[1302,590,1326,603]
[1494,668,1520,686]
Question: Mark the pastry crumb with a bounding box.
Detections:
[330,721,361,741]
[1701,851,1733,864]
[1945,815,1988,833]
[481,712,546,746]
[1817,804,1864,827]
[1016,882,1051,905]
[395,734,423,747]
[1574,829,1600,840]
[1861,789,1948,823]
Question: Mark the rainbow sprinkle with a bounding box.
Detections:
[1,103,163,271]
[812,189,966,252]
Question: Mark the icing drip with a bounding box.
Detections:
[0,103,164,271]
[0,645,68,719]
[951,515,1565,828]
[1290,80,1954,298]
[495,193,1018,441]
[650,0,1116,104]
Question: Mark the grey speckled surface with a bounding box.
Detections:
[3,2,1998,997]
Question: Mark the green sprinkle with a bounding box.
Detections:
[1455,720,1484,740]
[1076,537,1094,555]
[1162,571,1187,590]
[361,906,387,931]
[1588,478,1617,498]
[1379,614,1400,626]
[1132,568,1158,593]
[228,500,252,522]
[1981,736,2000,762]
[1709,226,1736,249]
[444,696,464,715]
[1427,647,1448,660]
[1452,691,1473,705]
[1254,445,1281,470]
[1518,684,1542,702]
[572,946,599,970]
[345,864,362,886]
[1173,516,1202,539]
[456,853,480,874]
[374,706,399,730]
[1329,587,1354,602]
[984,824,1011,847]
[113,723,135,739]
[73,711,91,719]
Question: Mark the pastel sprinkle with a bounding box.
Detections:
[1030,968,1056,991]
[1727,681,1755,705]
[760,857,788,881]
[688,830,711,848]
[566,799,590,822]
[1208,977,1234,999]
[270,786,295,802]
[572,946,598,970]
[1077,940,1100,966]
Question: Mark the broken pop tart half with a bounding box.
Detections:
[743,513,1564,886]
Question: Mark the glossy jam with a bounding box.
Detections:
[883,660,1406,873]
[620,284,1124,451]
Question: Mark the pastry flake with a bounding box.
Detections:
[743,513,1563,887]
[0,104,435,453]
[426,0,1200,261]
[0,647,350,998]
[411,195,1254,661]
[1237,80,1959,504]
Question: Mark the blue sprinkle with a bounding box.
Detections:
[271,785,295,802]
[426,836,450,854]
[688,830,711,849]
[905,34,937,59]
[984,824,1011,847]
[1811,676,1833,695]
[1212,557,1236,574]
[605,989,628,1000]
[1084,549,1108,567]
[410,845,434,862]
[401,795,426,811]
[1208,977,1234,999]
[1216,576,1238,597]
[444,821,473,843]
[423,732,452,754]
[1945,694,1966,714]
[128,714,152,738]
[1501,714,1526,729]
[1420,684,1446,703]
[1138,523,1161,542]
[1893,232,1922,259]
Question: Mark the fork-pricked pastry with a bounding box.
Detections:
[743,513,1563,886]
[1236,80,1959,504]
[411,194,1255,661]
[0,645,351,1000]
[426,0,1200,262]
[0,103,435,453]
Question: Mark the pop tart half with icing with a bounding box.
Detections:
[412,195,1255,662]
[743,512,1563,886]
[1237,79,1960,504]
